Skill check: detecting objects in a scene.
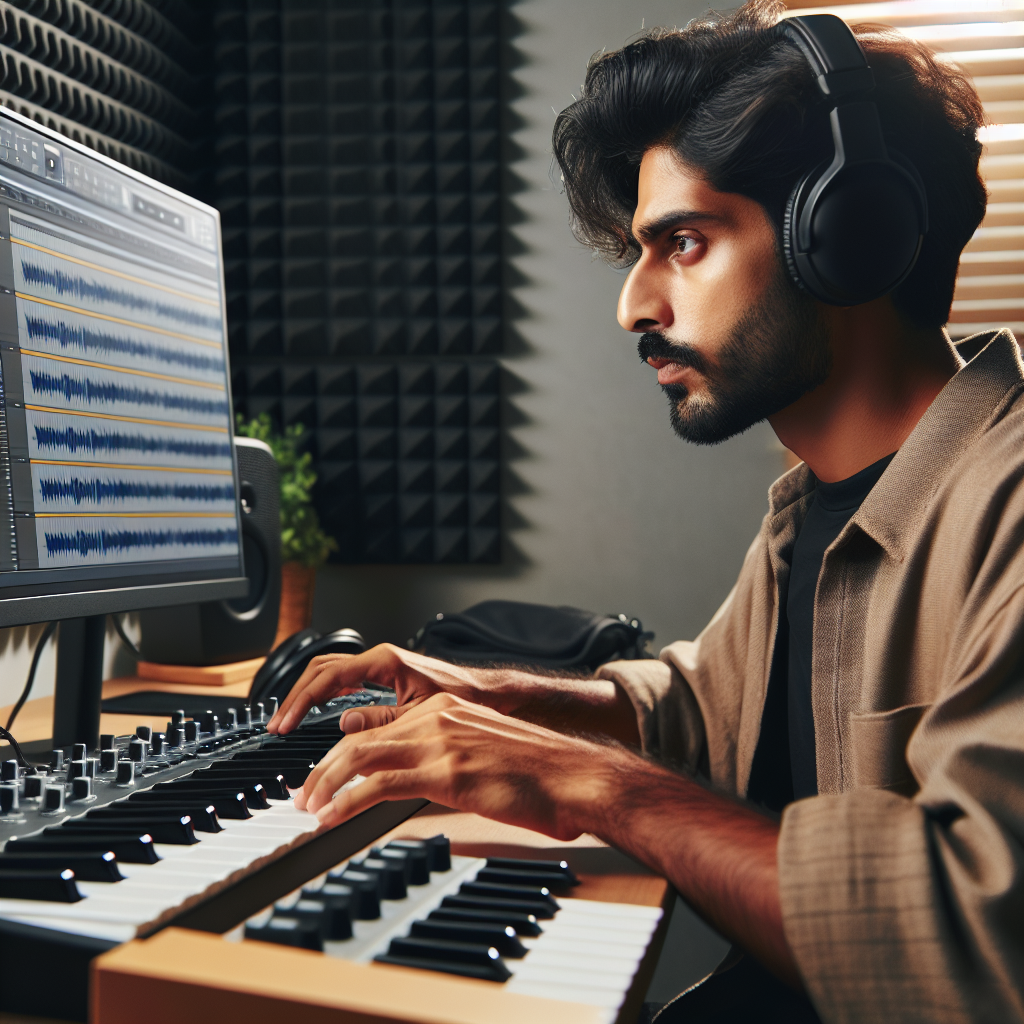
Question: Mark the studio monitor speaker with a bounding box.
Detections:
[138,438,282,666]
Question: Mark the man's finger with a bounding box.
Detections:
[303,734,427,815]
[315,767,443,829]
[338,703,411,733]
[270,654,352,732]
[270,655,368,734]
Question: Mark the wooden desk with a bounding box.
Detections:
[92,803,673,1024]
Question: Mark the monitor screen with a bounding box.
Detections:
[0,108,245,625]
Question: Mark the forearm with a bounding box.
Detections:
[475,667,641,747]
[585,751,801,988]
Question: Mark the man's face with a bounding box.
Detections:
[618,147,830,445]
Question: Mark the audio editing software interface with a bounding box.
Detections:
[0,115,241,593]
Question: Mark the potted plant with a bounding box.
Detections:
[235,414,337,646]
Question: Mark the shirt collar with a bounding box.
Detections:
[765,329,1024,560]
[854,329,1023,560]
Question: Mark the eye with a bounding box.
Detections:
[671,232,703,260]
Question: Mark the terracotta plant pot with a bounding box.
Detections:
[274,561,317,648]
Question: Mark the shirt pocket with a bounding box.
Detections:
[848,702,931,795]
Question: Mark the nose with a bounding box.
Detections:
[617,255,673,334]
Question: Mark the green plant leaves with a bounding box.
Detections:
[235,413,338,567]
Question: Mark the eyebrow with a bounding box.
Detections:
[633,209,721,245]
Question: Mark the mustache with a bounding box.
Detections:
[637,332,711,377]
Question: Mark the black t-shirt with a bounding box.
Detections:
[786,451,896,799]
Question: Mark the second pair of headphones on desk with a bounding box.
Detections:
[778,14,928,307]
[249,627,365,706]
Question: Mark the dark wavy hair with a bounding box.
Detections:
[552,0,986,329]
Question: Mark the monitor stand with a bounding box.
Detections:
[52,615,106,751]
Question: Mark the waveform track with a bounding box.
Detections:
[20,261,222,333]
[24,315,225,376]
[29,369,230,417]
[44,526,239,558]
[33,424,232,460]
[38,477,235,506]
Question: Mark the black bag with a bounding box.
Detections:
[411,600,654,670]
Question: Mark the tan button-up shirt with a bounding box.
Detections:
[599,329,1024,1023]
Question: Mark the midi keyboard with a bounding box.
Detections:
[233,841,663,1024]
[0,691,427,1021]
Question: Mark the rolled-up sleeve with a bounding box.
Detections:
[596,655,706,771]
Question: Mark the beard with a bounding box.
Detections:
[637,264,831,445]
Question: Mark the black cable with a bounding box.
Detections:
[5,620,57,733]
[0,723,30,767]
[112,613,142,659]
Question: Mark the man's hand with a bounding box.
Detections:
[293,692,801,989]
[267,643,641,747]
[295,692,609,840]
[268,644,503,736]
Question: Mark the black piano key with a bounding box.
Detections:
[208,762,315,787]
[13,834,161,864]
[275,898,353,941]
[244,915,322,950]
[311,881,355,909]
[230,750,326,764]
[154,780,268,810]
[425,834,451,872]
[376,937,512,983]
[326,871,380,919]
[138,789,252,820]
[92,804,223,834]
[354,856,407,900]
[428,906,543,937]
[0,868,82,902]
[378,842,430,885]
[57,816,199,845]
[441,893,556,920]
[460,880,560,911]
[475,867,578,890]
[192,769,290,800]
[485,857,579,885]
[0,850,122,883]
[409,919,527,958]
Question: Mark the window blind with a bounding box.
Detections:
[783,0,1023,337]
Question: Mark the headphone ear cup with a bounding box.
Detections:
[805,162,924,304]
[782,166,822,294]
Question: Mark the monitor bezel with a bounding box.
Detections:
[0,105,248,626]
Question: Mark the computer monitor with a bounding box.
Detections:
[0,107,246,747]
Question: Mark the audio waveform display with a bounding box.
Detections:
[28,411,233,469]
[38,516,239,567]
[11,218,221,304]
[38,477,234,505]
[22,310,225,379]
[28,368,229,418]
[18,260,222,334]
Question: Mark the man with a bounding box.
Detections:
[270,3,1023,1021]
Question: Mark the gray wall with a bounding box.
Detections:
[313,0,785,657]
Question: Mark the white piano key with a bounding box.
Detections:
[515,943,645,973]
[2,915,138,944]
[0,896,169,923]
[505,976,625,1011]
[509,959,636,989]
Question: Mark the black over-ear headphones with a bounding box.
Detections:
[780,14,928,305]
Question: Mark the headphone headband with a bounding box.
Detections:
[781,15,875,99]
